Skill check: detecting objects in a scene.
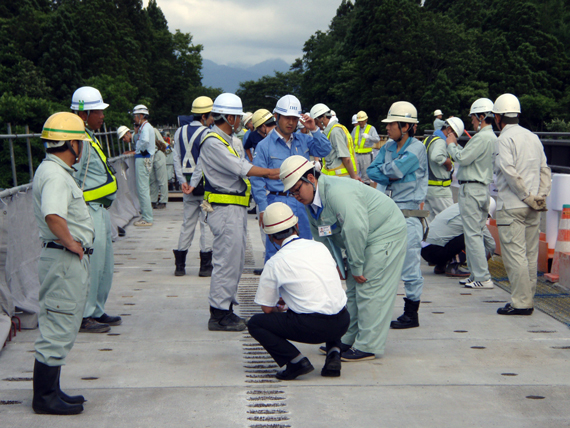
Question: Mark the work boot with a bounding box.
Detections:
[33,360,83,415]
[390,298,420,329]
[80,317,110,333]
[173,249,188,276]
[321,351,341,377]
[55,365,85,404]
[208,306,246,331]
[199,251,213,277]
[94,313,122,326]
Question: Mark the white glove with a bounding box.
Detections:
[523,195,546,211]
[362,133,369,139]
[200,200,214,213]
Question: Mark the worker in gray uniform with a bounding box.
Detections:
[423,118,458,221]
[150,128,169,209]
[433,109,445,130]
[187,93,279,331]
[71,86,121,333]
[132,104,155,226]
[351,110,380,186]
[32,112,94,415]
[492,93,551,315]
[172,96,215,277]
[447,99,496,289]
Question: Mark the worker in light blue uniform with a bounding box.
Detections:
[368,101,428,329]
[32,112,94,415]
[132,104,155,226]
[71,86,121,334]
[251,94,331,264]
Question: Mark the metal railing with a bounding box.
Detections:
[0,123,177,189]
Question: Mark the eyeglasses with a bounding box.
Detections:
[289,182,304,197]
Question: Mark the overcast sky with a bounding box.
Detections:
[145,0,344,66]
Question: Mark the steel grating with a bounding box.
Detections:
[489,257,570,326]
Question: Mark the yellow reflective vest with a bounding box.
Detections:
[200,133,251,206]
[354,124,372,154]
[423,134,452,187]
[322,124,358,177]
[82,134,118,202]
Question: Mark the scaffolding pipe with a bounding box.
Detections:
[7,124,18,187]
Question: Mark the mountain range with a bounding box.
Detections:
[201,58,291,93]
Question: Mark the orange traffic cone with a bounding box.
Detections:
[545,204,570,282]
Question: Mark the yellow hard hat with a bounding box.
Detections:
[356,111,368,121]
[41,112,90,148]
[191,96,214,114]
[252,109,275,130]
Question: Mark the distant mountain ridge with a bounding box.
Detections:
[202,58,290,93]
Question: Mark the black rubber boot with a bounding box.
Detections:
[199,251,213,277]
[390,298,420,329]
[173,249,187,277]
[208,306,246,331]
[33,360,83,415]
[56,366,85,404]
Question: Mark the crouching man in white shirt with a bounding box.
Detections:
[247,202,349,380]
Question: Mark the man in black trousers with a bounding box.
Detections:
[247,202,349,380]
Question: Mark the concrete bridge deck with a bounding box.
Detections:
[1,203,569,427]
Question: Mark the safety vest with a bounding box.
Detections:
[82,133,118,202]
[200,133,251,206]
[423,135,452,187]
[354,124,373,154]
[322,124,358,177]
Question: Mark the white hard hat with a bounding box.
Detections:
[117,125,131,139]
[212,93,243,116]
[274,95,302,118]
[70,86,109,111]
[330,110,337,117]
[262,202,298,235]
[242,112,254,126]
[351,114,358,125]
[492,93,521,117]
[310,103,330,119]
[382,101,418,123]
[280,155,316,191]
[469,98,494,116]
[446,117,465,138]
[356,111,368,121]
[133,104,150,115]
[488,198,497,219]
[433,109,443,116]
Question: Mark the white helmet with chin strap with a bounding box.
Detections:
[262,202,299,235]
[445,117,465,138]
[132,104,150,116]
[280,155,316,192]
[469,98,494,131]
[275,95,302,118]
[70,86,109,111]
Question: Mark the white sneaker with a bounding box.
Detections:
[459,277,473,286]
[134,220,153,227]
[464,279,494,289]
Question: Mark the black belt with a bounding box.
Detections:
[459,180,484,185]
[43,242,94,255]
[269,191,292,197]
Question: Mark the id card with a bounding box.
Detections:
[318,225,332,237]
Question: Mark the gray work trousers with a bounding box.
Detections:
[459,183,491,282]
[83,204,114,318]
[150,150,168,204]
[177,193,213,252]
[496,207,541,309]
[424,194,454,223]
[207,204,247,310]
[35,248,89,366]
[356,152,374,184]
[135,157,153,223]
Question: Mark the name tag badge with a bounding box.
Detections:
[318,225,332,237]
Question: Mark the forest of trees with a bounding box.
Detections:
[1,0,569,188]
[237,0,570,134]
[0,0,220,187]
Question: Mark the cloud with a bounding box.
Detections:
[149,0,343,65]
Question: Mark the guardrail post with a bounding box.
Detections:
[102,123,111,158]
[103,123,114,158]
[25,125,34,181]
[7,123,18,187]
